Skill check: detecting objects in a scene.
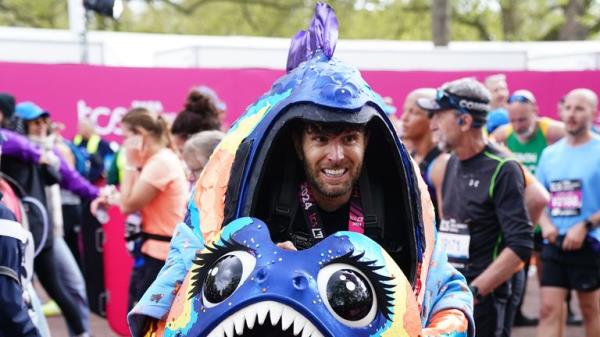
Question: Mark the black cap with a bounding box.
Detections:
[0,93,16,119]
[416,89,489,127]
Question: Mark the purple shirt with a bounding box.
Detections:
[1,129,99,200]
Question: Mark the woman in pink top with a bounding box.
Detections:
[96,107,187,310]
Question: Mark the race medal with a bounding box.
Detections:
[438,219,471,272]
[549,179,583,217]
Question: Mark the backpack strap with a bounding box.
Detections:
[358,165,383,242]
[271,153,299,239]
[0,266,20,286]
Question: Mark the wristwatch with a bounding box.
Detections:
[584,218,596,231]
[469,285,484,302]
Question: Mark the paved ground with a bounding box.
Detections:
[44,270,585,337]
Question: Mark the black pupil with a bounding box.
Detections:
[203,255,243,303]
[326,269,373,321]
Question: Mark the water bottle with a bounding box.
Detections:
[95,206,110,224]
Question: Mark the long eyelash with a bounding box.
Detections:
[188,238,252,300]
[326,251,396,321]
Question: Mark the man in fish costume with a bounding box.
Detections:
[128,3,474,337]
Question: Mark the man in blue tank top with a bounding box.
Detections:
[536,88,600,337]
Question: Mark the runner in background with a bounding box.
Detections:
[400,88,442,226]
[484,74,510,134]
[536,88,600,337]
[420,77,533,337]
[181,130,224,187]
[92,107,188,310]
[170,86,225,154]
[492,89,568,327]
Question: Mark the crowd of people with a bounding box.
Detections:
[0,72,599,337]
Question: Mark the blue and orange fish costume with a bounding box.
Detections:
[128,3,474,337]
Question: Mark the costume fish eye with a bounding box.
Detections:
[156,217,420,337]
[128,3,474,337]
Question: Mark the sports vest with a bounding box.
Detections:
[505,118,549,174]
[73,134,101,154]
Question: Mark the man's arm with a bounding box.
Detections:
[561,209,600,251]
[429,153,450,219]
[471,160,533,296]
[524,178,550,224]
[546,119,566,144]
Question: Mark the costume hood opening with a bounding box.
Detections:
[222,101,422,284]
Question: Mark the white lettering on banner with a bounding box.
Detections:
[77,100,177,137]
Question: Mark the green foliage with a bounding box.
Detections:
[0,0,599,41]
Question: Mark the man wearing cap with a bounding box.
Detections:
[492,89,565,175]
[420,77,533,337]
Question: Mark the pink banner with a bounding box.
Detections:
[1,61,599,141]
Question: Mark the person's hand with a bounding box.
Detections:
[276,241,297,251]
[123,136,143,168]
[90,196,108,216]
[562,221,587,251]
[39,151,60,168]
[541,223,559,245]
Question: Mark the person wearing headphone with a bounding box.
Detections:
[420,77,533,337]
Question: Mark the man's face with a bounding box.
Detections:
[27,117,49,138]
[508,102,537,139]
[298,125,367,199]
[487,80,509,108]
[430,110,461,152]
[401,96,431,141]
[561,94,595,137]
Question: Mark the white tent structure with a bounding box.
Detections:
[0,26,599,70]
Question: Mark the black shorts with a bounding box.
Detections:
[540,239,600,292]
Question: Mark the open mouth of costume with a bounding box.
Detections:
[206,301,325,337]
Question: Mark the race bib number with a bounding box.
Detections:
[549,179,582,217]
[439,219,471,271]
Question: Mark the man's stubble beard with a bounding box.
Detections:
[304,160,362,199]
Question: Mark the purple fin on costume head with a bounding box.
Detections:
[286,2,338,73]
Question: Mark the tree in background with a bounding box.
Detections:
[0,0,599,41]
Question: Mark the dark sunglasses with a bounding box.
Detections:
[508,94,532,104]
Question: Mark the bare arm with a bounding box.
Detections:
[546,120,566,144]
[430,153,450,219]
[470,248,523,296]
[524,179,550,224]
[118,168,159,214]
[490,125,508,144]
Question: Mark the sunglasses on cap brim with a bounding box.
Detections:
[426,90,489,118]
[508,94,533,104]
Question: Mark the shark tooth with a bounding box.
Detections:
[269,302,284,326]
[223,317,235,337]
[256,302,269,325]
[301,322,314,337]
[293,315,307,336]
[244,306,257,329]
[281,306,295,330]
[233,310,246,335]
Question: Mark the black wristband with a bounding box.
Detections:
[584,218,595,232]
[469,285,484,302]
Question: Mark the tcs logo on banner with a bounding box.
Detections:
[76,100,176,138]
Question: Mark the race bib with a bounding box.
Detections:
[438,219,471,271]
[549,179,583,217]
